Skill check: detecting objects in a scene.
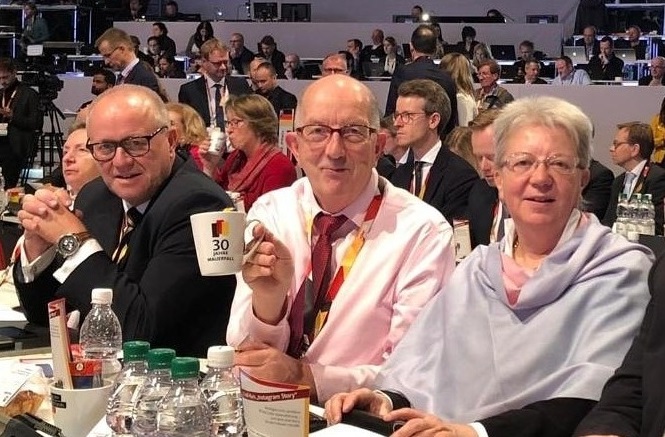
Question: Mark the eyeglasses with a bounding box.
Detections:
[322,67,347,75]
[611,141,634,149]
[224,118,245,128]
[392,111,428,124]
[501,152,581,175]
[206,59,229,68]
[296,124,376,145]
[86,126,167,162]
[100,46,121,59]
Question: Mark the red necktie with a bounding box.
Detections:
[287,212,346,358]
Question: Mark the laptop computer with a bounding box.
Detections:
[562,46,588,64]
[443,44,464,55]
[614,48,637,63]
[490,44,516,61]
[362,62,385,77]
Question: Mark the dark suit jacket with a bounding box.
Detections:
[1,81,41,159]
[573,253,665,437]
[124,59,162,97]
[602,163,665,235]
[379,55,406,76]
[376,154,396,179]
[466,179,499,248]
[258,86,297,116]
[259,49,286,77]
[178,75,252,126]
[14,155,237,357]
[572,38,601,59]
[385,56,459,135]
[588,55,625,81]
[391,147,479,225]
[360,44,386,63]
[230,47,255,75]
[582,159,613,219]
[638,75,665,86]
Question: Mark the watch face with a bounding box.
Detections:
[58,235,79,257]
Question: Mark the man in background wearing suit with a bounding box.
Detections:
[252,62,297,116]
[638,56,665,86]
[385,24,458,135]
[588,36,624,81]
[603,121,665,234]
[465,109,502,247]
[574,253,665,437]
[13,85,236,357]
[96,27,161,97]
[572,25,600,61]
[178,38,252,128]
[0,58,41,188]
[391,79,478,225]
[583,159,614,219]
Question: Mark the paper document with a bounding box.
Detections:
[240,370,310,437]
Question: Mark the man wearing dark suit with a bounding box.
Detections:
[0,58,42,188]
[13,85,236,357]
[178,38,252,128]
[280,53,313,80]
[603,121,665,234]
[96,27,161,97]
[583,159,614,219]
[614,25,647,60]
[466,109,502,247]
[229,33,255,75]
[152,22,177,58]
[252,62,297,116]
[570,25,601,61]
[638,56,665,86]
[385,24,458,136]
[573,253,665,437]
[360,29,386,63]
[390,79,478,225]
[588,36,625,81]
[258,35,286,78]
[510,59,548,84]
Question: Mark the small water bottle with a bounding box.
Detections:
[157,357,211,437]
[131,348,176,436]
[106,340,151,436]
[0,166,7,212]
[200,346,245,437]
[80,288,123,381]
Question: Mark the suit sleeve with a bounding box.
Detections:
[602,178,621,228]
[385,69,403,116]
[480,398,597,437]
[649,171,665,235]
[583,167,614,219]
[11,88,42,132]
[14,260,62,326]
[441,161,479,223]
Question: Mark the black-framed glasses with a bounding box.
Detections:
[86,126,167,162]
[100,46,121,59]
[610,141,634,149]
[295,124,377,145]
[501,152,581,175]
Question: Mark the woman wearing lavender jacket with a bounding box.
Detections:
[325,96,654,437]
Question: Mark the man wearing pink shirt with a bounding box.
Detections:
[227,74,455,402]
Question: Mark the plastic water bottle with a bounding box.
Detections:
[106,340,150,436]
[157,357,211,437]
[614,193,629,237]
[131,348,176,436]
[80,288,123,381]
[625,194,641,242]
[644,193,656,236]
[0,166,6,212]
[200,346,245,437]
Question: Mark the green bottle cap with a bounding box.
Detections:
[123,340,150,361]
[170,357,200,379]
[147,348,176,370]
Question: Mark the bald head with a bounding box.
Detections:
[88,84,168,129]
[296,75,380,129]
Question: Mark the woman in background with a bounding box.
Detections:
[649,96,665,165]
[472,42,493,72]
[445,126,476,170]
[441,52,478,126]
[165,102,210,169]
[456,26,479,60]
[185,21,214,58]
[381,36,405,76]
[198,94,297,210]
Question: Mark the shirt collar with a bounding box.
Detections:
[205,74,226,89]
[121,199,149,215]
[304,170,379,229]
[121,57,140,79]
[411,140,442,165]
[629,159,648,177]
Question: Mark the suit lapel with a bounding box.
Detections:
[635,164,650,194]
[195,77,210,120]
[423,148,449,203]
[391,149,414,190]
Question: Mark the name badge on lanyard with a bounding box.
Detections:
[0,123,7,137]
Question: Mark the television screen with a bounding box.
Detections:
[281,3,311,22]
[254,2,278,20]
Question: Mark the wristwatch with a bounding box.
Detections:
[56,231,92,258]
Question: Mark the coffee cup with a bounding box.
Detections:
[190,209,263,276]
[50,381,113,437]
[208,127,226,155]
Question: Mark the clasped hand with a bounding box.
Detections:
[18,188,87,261]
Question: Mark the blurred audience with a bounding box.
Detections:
[152,22,176,57]
[229,32,255,75]
[445,126,476,170]
[380,37,405,76]
[281,53,312,80]
[650,96,665,165]
[440,52,478,126]
[186,21,214,58]
[158,54,186,78]
[258,35,286,77]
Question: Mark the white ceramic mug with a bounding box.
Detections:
[190,210,262,276]
[50,381,113,437]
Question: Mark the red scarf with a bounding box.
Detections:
[226,144,281,193]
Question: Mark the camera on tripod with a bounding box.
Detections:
[21,45,64,103]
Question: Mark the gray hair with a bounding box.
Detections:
[493,96,592,169]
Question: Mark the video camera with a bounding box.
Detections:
[21,45,64,102]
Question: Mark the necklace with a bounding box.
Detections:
[512,236,519,251]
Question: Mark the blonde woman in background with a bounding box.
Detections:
[472,42,493,72]
[441,52,478,126]
[649,96,665,165]
[165,102,212,171]
[445,126,477,170]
